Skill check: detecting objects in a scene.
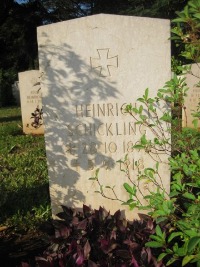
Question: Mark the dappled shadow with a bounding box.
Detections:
[0,183,50,223]
[0,115,21,123]
[38,29,123,214]
[37,15,172,219]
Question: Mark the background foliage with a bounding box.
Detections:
[0,0,189,106]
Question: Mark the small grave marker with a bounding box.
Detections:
[182,64,200,129]
[12,81,20,106]
[18,70,44,134]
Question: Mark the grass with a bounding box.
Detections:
[0,107,51,229]
[0,107,199,231]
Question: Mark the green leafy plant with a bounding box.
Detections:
[90,74,200,267]
[124,1,200,265]
[90,1,200,266]
[171,0,200,64]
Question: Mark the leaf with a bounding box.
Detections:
[182,255,195,266]
[188,236,200,253]
[156,162,159,171]
[182,192,196,200]
[157,253,167,262]
[76,254,84,265]
[166,257,177,266]
[77,218,87,230]
[84,240,91,259]
[129,202,137,210]
[194,13,200,19]
[172,17,186,23]
[176,247,187,257]
[125,199,135,205]
[130,255,139,267]
[168,232,182,242]
[149,234,164,242]
[114,209,121,221]
[155,225,164,238]
[153,210,168,217]
[131,107,139,113]
[56,226,70,238]
[83,204,91,217]
[98,206,109,221]
[137,97,145,103]
[123,183,136,195]
[145,241,164,248]
[95,168,99,176]
[192,119,198,128]
[156,216,168,224]
[141,134,147,145]
[60,205,73,217]
[144,88,149,100]
[139,105,143,114]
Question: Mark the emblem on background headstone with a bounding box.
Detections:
[27,106,43,129]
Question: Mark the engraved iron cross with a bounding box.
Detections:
[90,48,118,77]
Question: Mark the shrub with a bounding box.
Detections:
[25,205,164,267]
[123,1,200,265]
[89,1,200,266]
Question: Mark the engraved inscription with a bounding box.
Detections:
[75,103,127,117]
[90,49,118,77]
[189,87,200,104]
[66,122,136,137]
[66,141,136,156]
[68,156,144,172]
[65,101,144,172]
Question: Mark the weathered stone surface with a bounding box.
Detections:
[37,14,171,219]
[18,70,44,135]
[182,64,200,129]
[12,81,20,106]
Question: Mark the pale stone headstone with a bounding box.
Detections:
[37,14,171,219]
[18,70,44,134]
[182,64,200,129]
[12,81,20,106]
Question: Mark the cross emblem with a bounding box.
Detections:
[90,48,118,77]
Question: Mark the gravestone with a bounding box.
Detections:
[18,70,44,134]
[37,14,171,219]
[12,81,20,106]
[182,64,200,129]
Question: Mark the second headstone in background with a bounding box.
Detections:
[18,70,44,135]
[12,81,20,106]
[182,64,200,129]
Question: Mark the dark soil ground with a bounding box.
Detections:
[0,223,53,267]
